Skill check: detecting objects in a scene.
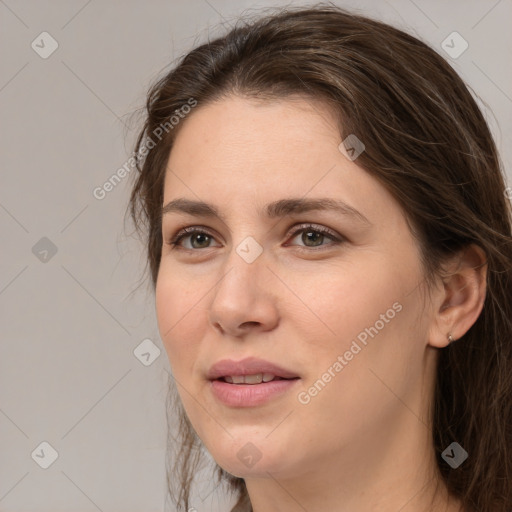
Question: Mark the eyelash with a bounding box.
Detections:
[166,223,343,252]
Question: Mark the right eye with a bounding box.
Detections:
[167,226,222,250]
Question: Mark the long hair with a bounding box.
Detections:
[126,4,512,511]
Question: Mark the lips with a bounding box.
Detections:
[207,357,301,407]
[207,356,300,381]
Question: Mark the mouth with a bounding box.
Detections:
[207,356,300,381]
[209,377,300,407]
[217,373,299,384]
[207,358,301,407]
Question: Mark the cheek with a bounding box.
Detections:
[290,256,412,351]
[289,266,424,436]
[155,271,204,373]
[313,259,425,387]
[289,251,425,416]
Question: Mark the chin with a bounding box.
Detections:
[216,457,282,479]
[206,441,293,480]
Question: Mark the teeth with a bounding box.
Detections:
[244,373,263,384]
[223,373,277,384]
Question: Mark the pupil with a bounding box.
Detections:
[192,234,209,248]
[303,230,323,246]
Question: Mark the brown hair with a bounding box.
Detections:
[126,4,512,511]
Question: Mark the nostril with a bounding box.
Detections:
[241,321,259,328]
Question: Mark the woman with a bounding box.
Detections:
[127,4,512,511]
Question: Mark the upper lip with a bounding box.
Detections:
[207,357,300,380]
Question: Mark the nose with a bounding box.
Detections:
[208,247,280,337]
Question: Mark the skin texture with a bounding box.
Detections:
[156,94,487,512]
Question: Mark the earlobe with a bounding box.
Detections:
[428,244,488,349]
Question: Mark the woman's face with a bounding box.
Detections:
[156,94,438,480]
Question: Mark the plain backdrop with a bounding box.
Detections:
[1,1,511,511]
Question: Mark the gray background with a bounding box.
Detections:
[1,1,511,511]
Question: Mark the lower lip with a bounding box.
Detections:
[210,378,300,407]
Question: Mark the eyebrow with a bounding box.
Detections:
[161,197,371,225]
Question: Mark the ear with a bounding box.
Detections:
[428,244,488,348]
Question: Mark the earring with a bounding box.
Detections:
[448,333,455,343]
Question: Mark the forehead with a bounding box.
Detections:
[168,94,340,161]
[165,94,344,187]
[162,94,402,229]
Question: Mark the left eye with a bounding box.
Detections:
[286,225,341,249]
[167,224,341,251]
